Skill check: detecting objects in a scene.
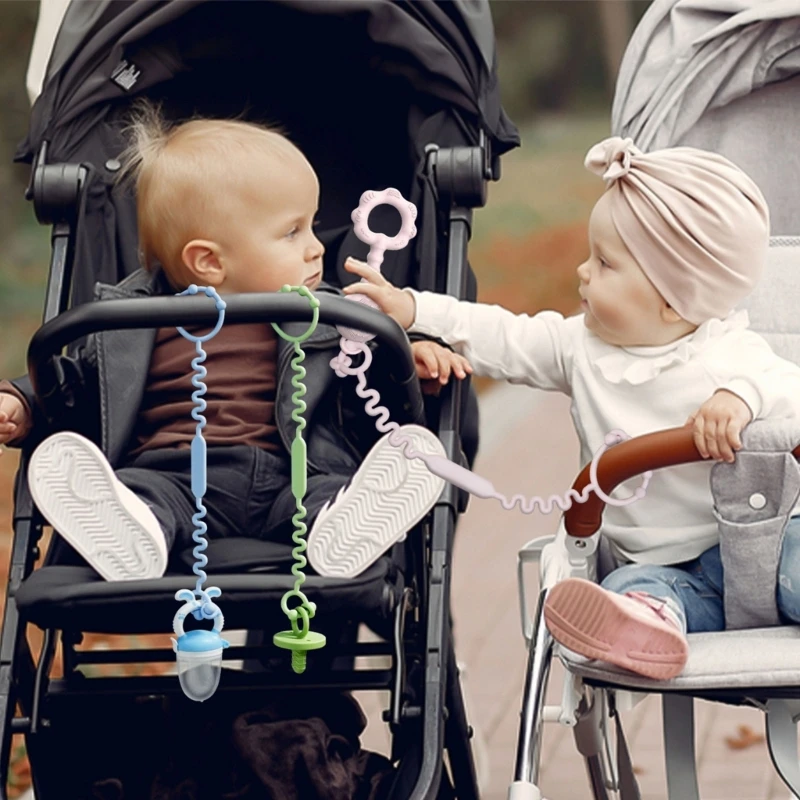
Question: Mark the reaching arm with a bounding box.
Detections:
[407,290,574,393]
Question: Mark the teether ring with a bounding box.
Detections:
[338,188,419,343]
[351,188,418,271]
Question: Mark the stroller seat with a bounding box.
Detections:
[15,543,398,635]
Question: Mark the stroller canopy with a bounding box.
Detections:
[613,0,800,234]
[19,0,519,164]
[17,0,519,304]
[613,0,800,152]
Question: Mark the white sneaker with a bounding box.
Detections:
[28,432,168,581]
[307,424,446,579]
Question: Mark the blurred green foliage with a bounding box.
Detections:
[0,2,39,239]
[490,1,651,121]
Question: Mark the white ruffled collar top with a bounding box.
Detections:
[586,309,750,385]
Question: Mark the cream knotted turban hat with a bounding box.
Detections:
[585,137,770,325]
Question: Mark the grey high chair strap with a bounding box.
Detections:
[710,419,800,630]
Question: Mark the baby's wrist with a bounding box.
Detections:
[400,288,417,329]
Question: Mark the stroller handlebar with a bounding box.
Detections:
[563,426,800,538]
[27,292,420,415]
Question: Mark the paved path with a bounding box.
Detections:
[358,384,796,800]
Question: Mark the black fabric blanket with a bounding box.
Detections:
[86,692,394,800]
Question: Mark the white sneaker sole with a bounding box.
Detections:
[307,424,446,578]
[28,432,168,581]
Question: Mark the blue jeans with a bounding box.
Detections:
[601,515,800,633]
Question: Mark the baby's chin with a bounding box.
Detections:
[582,313,626,346]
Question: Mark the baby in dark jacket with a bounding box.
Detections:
[0,106,471,581]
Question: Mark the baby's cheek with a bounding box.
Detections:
[592,293,627,329]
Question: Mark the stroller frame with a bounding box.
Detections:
[509,426,800,800]
[0,134,497,800]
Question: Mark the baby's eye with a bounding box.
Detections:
[286,226,299,239]
[599,256,611,269]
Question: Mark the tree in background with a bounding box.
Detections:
[490,0,648,123]
[0,2,38,244]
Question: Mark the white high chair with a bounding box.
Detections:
[508,238,800,800]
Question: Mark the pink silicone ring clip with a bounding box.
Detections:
[338,188,418,343]
[351,188,418,272]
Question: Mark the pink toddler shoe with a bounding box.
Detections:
[543,578,689,680]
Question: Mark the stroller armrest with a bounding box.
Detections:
[27,293,422,418]
[563,427,800,538]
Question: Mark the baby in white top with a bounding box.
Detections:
[341,136,800,680]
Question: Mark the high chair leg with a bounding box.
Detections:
[510,589,553,797]
[663,694,699,800]
[572,689,614,800]
[765,699,800,798]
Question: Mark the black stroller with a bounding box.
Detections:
[0,1,519,798]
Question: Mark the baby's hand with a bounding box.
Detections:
[343,257,416,330]
[686,389,753,463]
[411,341,472,396]
[0,392,29,451]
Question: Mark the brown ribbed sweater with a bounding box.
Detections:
[128,322,282,456]
[0,322,283,458]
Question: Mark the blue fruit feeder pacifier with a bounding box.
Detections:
[171,588,229,702]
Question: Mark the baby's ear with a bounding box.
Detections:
[661,304,684,324]
[182,240,224,285]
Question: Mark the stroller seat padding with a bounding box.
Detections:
[16,554,399,634]
[559,626,800,691]
[173,538,297,574]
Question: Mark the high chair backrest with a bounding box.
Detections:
[737,237,800,367]
[710,238,800,630]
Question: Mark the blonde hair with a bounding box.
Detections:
[118,101,299,284]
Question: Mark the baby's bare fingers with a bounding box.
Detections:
[452,354,471,379]
[344,258,385,286]
[414,347,439,379]
[443,353,465,380]
[437,353,452,384]
[715,420,736,463]
[704,420,722,461]
[693,416,709,458]
[727,422,744,455]
[342,283,387,309]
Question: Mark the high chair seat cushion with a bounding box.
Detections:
[559,626,800,691]
[16,556,400,634]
